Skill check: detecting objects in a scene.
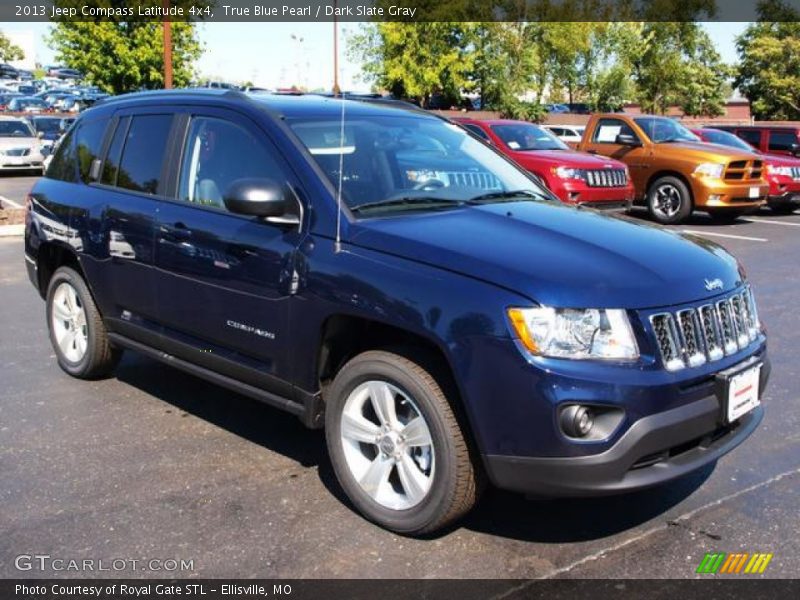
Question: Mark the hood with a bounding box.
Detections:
[511,149,625,169]
[349,201,743,309]
[654,141,756,162]
[0,137,37,150]
[760,152,800,167]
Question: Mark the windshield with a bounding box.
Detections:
[702,129,755,152]
[491,123,569,151]
[33,118,61,133]
[634,117,699,143]
[288,114,548,216]
[0,120,35,137]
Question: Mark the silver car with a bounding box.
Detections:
[0,116,45,174]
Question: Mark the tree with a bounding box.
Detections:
[678,33,731,117]
[48,2,202,94]
[0,30,24,63]
[735,1,800,120]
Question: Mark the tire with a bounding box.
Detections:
[709,209,747,223]
[647,176,692,224]
[46,266,121,379]
[769,203,797,215]
[325,350,482,535]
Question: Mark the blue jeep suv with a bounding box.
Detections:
[24,90,769,534]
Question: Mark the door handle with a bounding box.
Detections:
[160,222,193,239]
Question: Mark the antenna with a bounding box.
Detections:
[335,91,346,253]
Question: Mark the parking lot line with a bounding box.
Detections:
[0,194,24,209]
[682,230,768,242]
[742,217,800,227]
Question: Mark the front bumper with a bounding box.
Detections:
[551,179,636,207]
[484,356,770,496]
[693,179,768,208]
[767,190,800,207]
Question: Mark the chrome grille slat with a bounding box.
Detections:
[583,168,627,188]
[650,288,760,370]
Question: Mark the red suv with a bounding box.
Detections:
[712,125,800,158]
[455,118,635,209]
[693,127,800,214]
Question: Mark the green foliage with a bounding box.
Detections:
[48,1,203,94]
[735,1,800,120]
[0,30,24,62]
[497,98,548,123]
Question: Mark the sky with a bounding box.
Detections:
[0,21,748,92]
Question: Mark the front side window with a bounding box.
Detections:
[592,118,637,143]
[116,114,172,195]
[633,117,698,144]
[768,131,798,152]
[491,123,568,151]
[288,114,547,216]
[177,116,289,210]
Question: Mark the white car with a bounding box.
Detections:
[544,125,586,146]
[0,116,46,174]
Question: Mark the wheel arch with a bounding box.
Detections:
[646,170,696,208]
[35,241,85,299]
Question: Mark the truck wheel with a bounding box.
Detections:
[46,266,121,379]
[647,176,692,224]
[325,350,481,535]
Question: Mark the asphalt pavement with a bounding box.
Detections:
[1,176,798,580]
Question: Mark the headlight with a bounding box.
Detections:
[693,163,725,178]
[507,307,639,360]
[765,164,792,177]
[553,166,584,181]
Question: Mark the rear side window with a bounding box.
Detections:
[736,129,762,149]
[76,117,110,183]
[116,114,172,195]
[768,131,798,152]
[101,117,129,186]
[46,125,78,182]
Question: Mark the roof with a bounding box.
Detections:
[454,117,546,126]
[92,88,438,121]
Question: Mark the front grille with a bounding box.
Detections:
[791,166,800,180]
[724,159,762,181]
[4,147,30,157]
[649,287,760,371]
[443,171,501,190]
[582,168,627,188]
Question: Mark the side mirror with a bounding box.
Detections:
[615,133,641,147]
[791,143,800,157]
[223,178,301,226]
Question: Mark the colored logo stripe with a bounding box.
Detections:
[697,552,773,574]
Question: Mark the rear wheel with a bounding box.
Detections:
[325,350,481,535]
[647,176,692,224]
[46,266,121,379]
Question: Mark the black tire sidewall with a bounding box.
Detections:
[46,267,99,377]
[325,354,458,534]
[648,176,692,224]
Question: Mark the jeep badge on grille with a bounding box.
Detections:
[705,278,724,291]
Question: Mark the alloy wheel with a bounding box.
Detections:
[50,281,88,363]
[653,184,682,219]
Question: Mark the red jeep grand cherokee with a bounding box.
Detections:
[455,118,635,209]
[693,127,800,214]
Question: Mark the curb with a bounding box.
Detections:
[0,224,24,237]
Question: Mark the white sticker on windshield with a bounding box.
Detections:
[507,141,521,149]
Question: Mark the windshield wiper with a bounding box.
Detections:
[350,197,466,214]
[468,190,547,203]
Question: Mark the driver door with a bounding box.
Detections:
[583,118,651,195]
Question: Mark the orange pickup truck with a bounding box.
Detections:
[578,114,768,224]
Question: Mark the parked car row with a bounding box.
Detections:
[457,114,800,224]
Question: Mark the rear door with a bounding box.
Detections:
[153,107,305,395]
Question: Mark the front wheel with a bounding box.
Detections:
[325,350,481,535]
[647,176,692,224]
[46,266,121,379]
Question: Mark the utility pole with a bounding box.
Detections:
[163,0,173,89]
[332,0,340,96]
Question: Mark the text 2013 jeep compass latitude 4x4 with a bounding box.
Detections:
[25,91,769,535]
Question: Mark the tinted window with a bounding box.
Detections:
[634,117,698,143]
[592,118,637,143]
[0,120,34,137]
[548,127,565,136]
[736,129,762,148]
[46,125,78,182]
[76,117,109,183]
[462,123,490,141]
[177,116,288,210]
[703,129,754,152]
[101,117,129,186]
[116,115,172,194]
[768,131,798,152]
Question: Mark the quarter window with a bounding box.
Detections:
[75,117,110,183]
[46,125,78,183]
[116,114,172,195]
[177,116,288,210]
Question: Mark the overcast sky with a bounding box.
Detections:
[1,21,748,92]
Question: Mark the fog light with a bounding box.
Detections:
[708,194,722,203]
[561,405,594,438]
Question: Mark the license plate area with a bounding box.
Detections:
[749,186,760,198]
[716,361,762,424]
